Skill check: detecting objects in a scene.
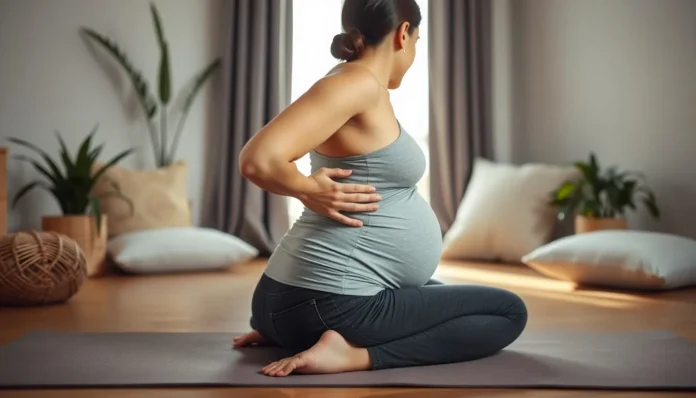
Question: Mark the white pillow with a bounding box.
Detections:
[522,230,696,290]
[441,158,578,262]
[107,227,259,274]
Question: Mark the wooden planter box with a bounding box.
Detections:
[575,215,628,234]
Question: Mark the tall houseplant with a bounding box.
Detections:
[9,125,134,276]
[80,3,221,167]
[549,153,660,234]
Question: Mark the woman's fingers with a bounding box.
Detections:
[333,202,379,212]
[329,210,363,227]
[340,193,382,203]
[339,183,376,193]
[321,168,353,179]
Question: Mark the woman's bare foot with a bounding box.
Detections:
[233,329,268,347]
[261,330,371,377]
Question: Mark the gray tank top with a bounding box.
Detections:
[264,122,443,296]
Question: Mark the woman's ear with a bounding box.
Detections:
[396,21,411,51]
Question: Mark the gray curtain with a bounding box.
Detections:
[209,0,292,256]
[428,0,493,232]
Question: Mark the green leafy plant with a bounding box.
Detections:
[8,125,135,235]
[550,152,660,221]
[79,2,221,167]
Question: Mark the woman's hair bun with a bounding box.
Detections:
[330,28,365,62]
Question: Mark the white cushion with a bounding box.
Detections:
[107,227,259,274]
[441,158,578,262]
[522,230,696,290]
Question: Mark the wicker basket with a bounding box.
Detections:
[0,231,86,306]
[42,215,107,277]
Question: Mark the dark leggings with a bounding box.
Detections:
[251,274,528,370]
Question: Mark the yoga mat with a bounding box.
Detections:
[0,330,694,390]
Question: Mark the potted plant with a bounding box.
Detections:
[8,125,134,276]
[549,152,660,234]
[79,3,221,168]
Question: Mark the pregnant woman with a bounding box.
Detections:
[235,0,528,376]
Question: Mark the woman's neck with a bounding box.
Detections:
[351,46,394,90]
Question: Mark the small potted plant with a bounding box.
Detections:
[9,125,134,276]
[549,152,660,234]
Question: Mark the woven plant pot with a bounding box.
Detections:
[0,231,86,306]
[42,215,107,277]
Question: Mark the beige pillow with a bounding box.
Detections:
[91,162,191,237]
[441,158,579,263]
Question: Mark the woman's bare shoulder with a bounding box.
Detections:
[307,63,383,106]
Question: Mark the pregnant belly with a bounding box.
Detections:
[354,193,443,287]
[275,190,443,290]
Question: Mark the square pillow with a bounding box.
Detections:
[91,162,191,237]
[107,227,259,274]
[441,158,578,263]
[521,230,696,290]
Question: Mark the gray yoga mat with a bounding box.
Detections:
[0,329,694,389]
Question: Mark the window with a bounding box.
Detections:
[288,0,430,226]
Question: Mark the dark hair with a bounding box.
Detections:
[330,0,422,62]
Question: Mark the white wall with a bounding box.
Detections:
[494,0,696,238]
[0,0,226,232]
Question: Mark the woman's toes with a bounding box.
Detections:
[267,360,285,376]
[280,359,299,376]
[233,334,251,347]
[261,361,278,373]
[268,361,285,376]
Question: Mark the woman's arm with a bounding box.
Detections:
[239,68,383,226]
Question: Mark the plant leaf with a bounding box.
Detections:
[6,136,65,180]
[183,59,221,111]
[54,130,77,179]
[581,198,600,217]
[151,2,166,45]
[89,143,105,164]
[158,42,171,104]
[605,184,622,210]
[12,155,62,187]
[553,181,577,201]
[589,152,599,172]
[642,191,660,219]
[150,3,171,105]
[168,58,221,164]
[76,123,99,174]
[12,181,50,208]
[91,148,135,187]
[80,27,163,165]
[619,170,646,182]
[574,162,596,184]
[89,197,103,236]
[80,27,158,119]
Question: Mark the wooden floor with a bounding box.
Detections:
[1,259,695,398]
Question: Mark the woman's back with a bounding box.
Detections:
[264,120,443,296]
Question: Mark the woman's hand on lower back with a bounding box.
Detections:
[298,167,381,227]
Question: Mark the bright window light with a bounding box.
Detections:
[288,0,430,226]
